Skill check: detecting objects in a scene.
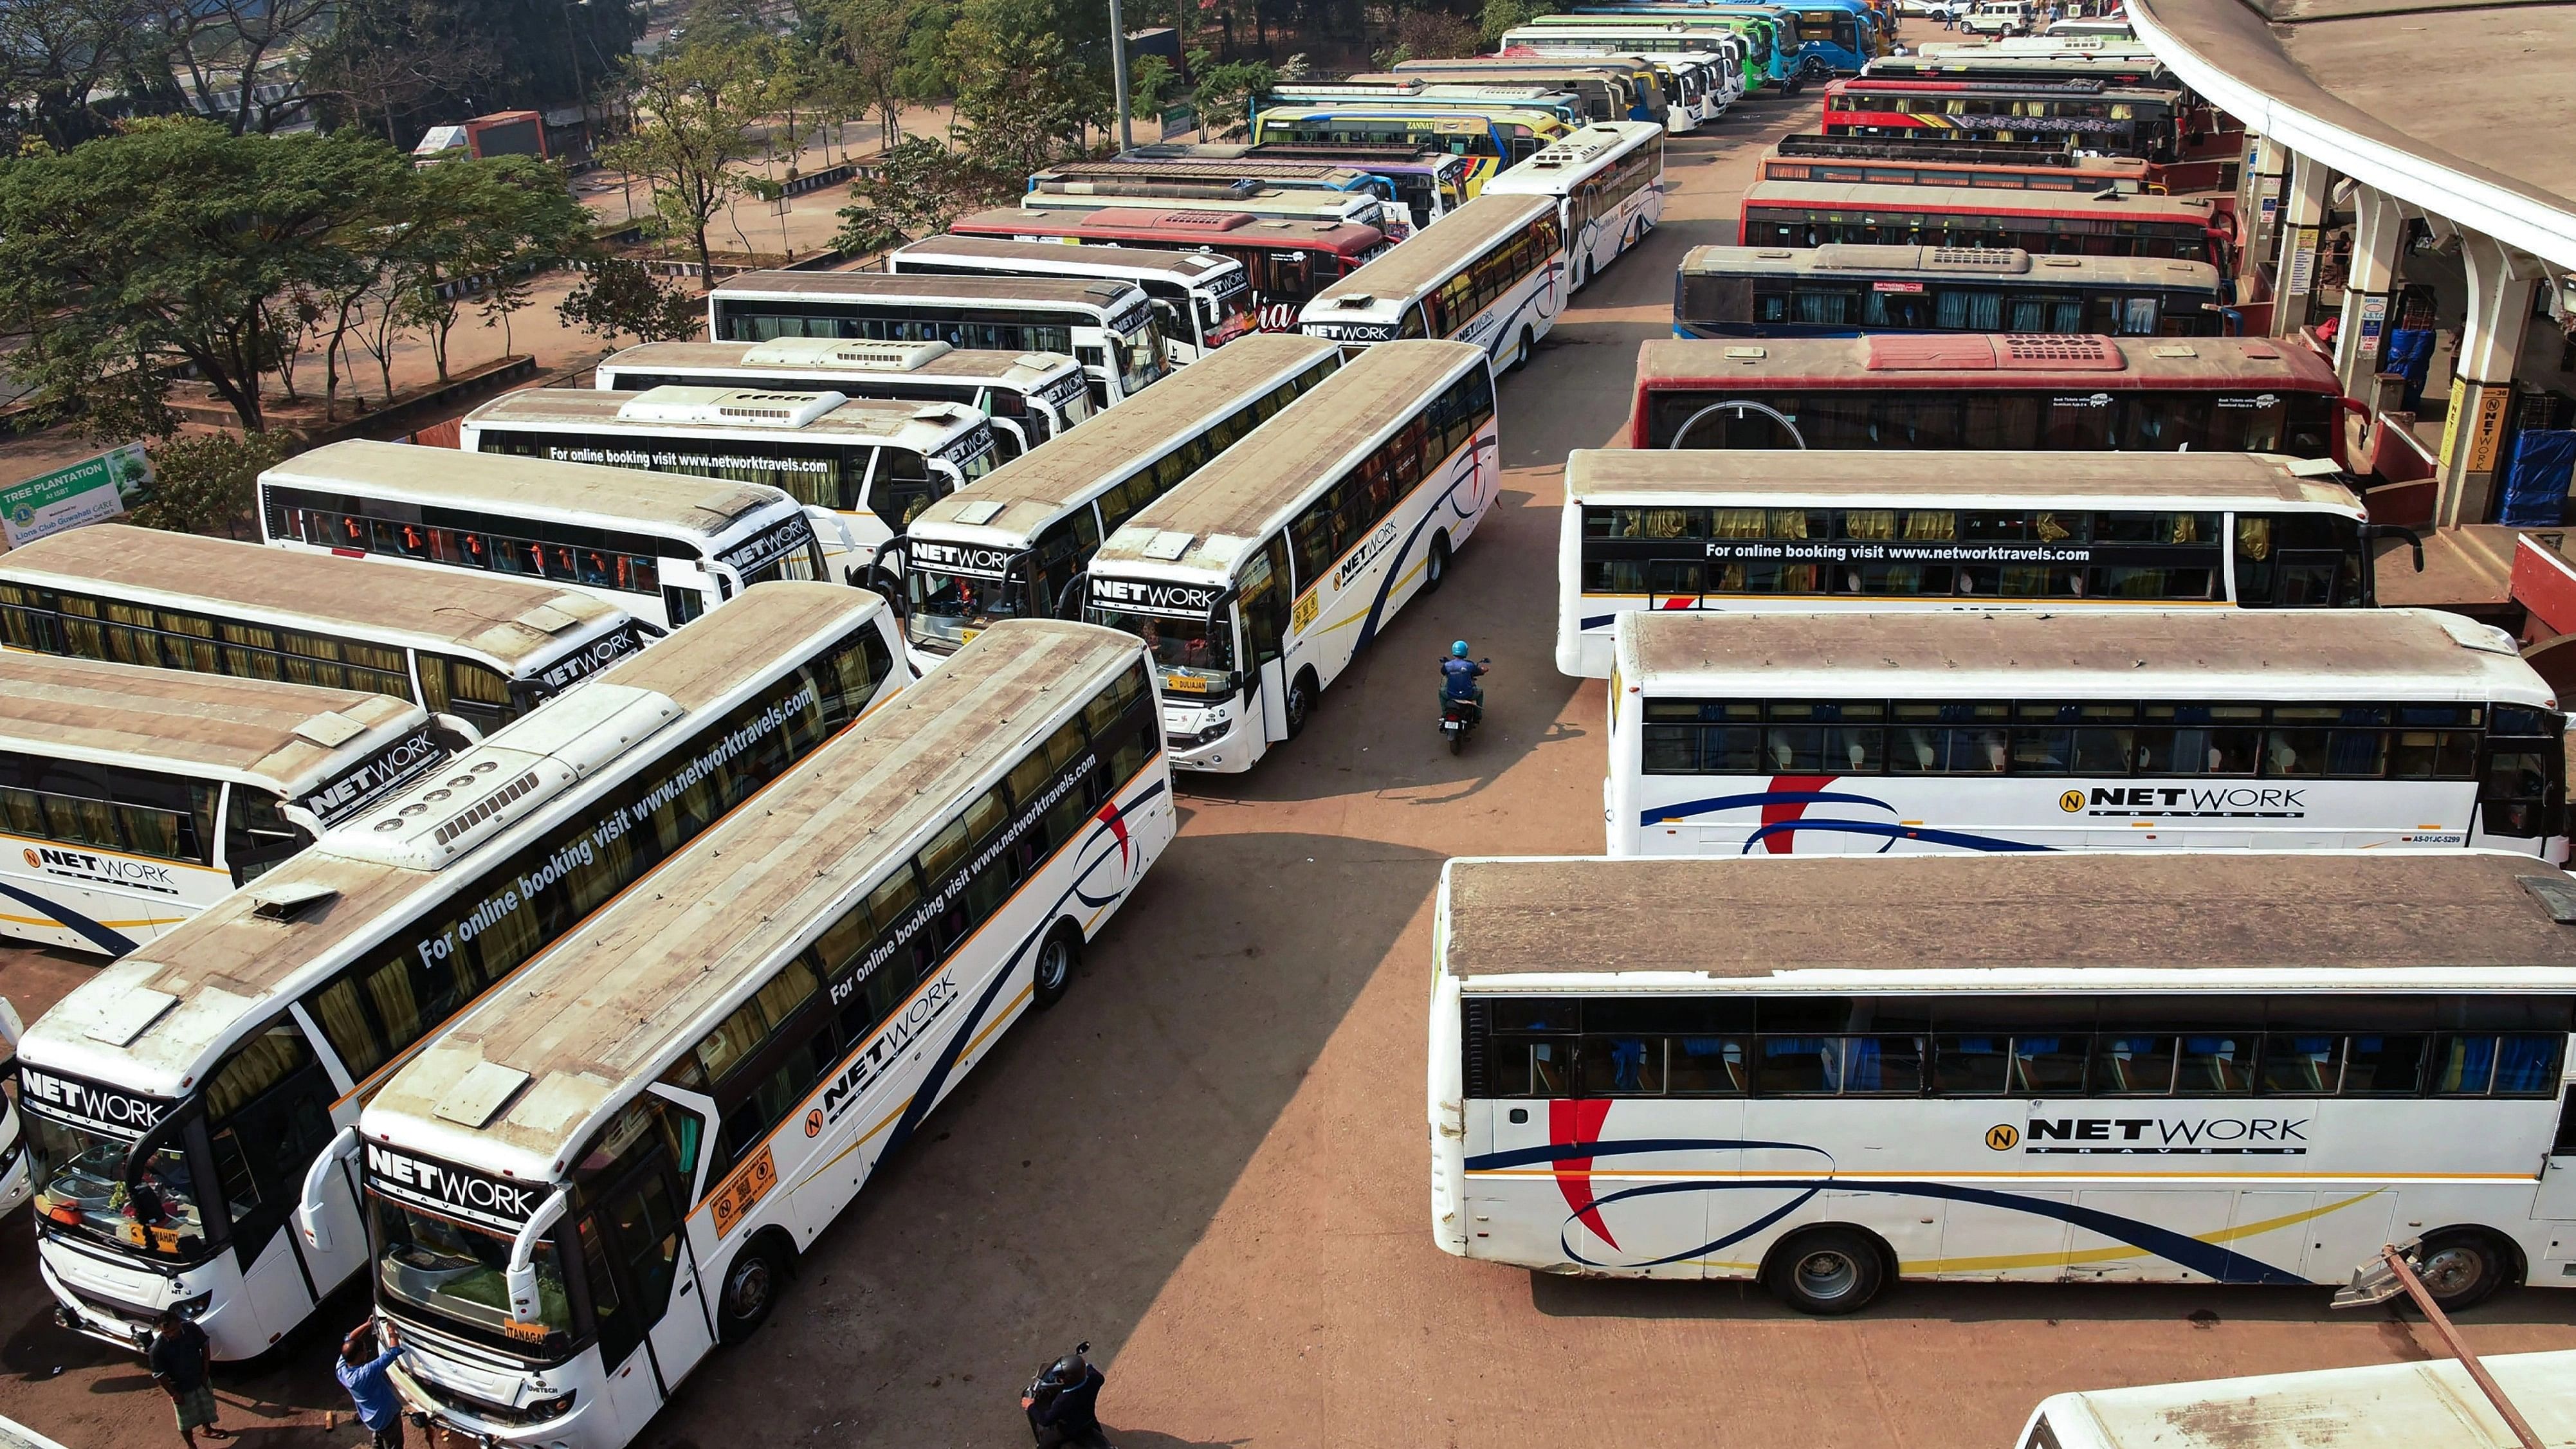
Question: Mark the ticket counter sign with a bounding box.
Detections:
[1,443,152,547]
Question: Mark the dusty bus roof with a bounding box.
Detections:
[911,334,1340,542]
[1439,852,2576,981]
[951,205,1388,253]
[1090,341,1484,575]
[2031,1347,2576,1448]
[0,653,426,793]
[0,522,626,669]
[467,386,982,448]
[894,233,1241,280]
[1679,242,2222,289]
[21,584,883,1095]
[1565,449,2361,509]
[598,339,1079,387]
[1310,192,1558,305]
[708,269,1142,311]
[368,619,1142,1171]
[1632,334,2342,390]
[1740,179,2218,221]
[1612,606,2549,702]
[269,437,789,536]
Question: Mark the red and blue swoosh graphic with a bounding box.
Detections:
[1643,775,2052,855]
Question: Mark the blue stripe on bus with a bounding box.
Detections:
[1639,789,1889,826]
[0,880,136,955]
[1354,437,1497,652]
[1739,819,2053,854]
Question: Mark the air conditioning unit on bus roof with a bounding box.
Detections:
[740,338,951,372]
[619,385,846,428]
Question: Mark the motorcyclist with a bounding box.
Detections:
[1028,1344,1110,1448]
[1439,641,1488,716]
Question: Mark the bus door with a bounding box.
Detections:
[2472,709,2566,858]
[1238,537,1295,743]
[581,1126,713,1431]
[2536,1068,2576,1219]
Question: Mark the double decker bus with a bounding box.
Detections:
[1603,606,2564,859]
[945,204,1388,334]
[1299,193,1565,369]
[1823,77,2184,164]
[1030,158,1411,238]
[1,524,646,734]
[1555,450,2386,677]
[1675,244,2229,340]
[1083,342,1497,772]
[1758,134,2151,193]
[1626,334,2344,459]
[706,272,1166,411]
[341,621,1170,1449]
[1251,104,1572,174]
[890,334,1340,665]
[594,339,1092,460]
[16,585,906,1361]
[1483,123,1665,293]
[1429,850,2576,1313]
[0,655,456,955]
[1739,180,2228,268]
[260,440,827,632]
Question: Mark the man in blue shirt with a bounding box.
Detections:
[336,1322,408,1449]
[1439,641,1488,709]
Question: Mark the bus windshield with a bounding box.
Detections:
[906,565,1021,652]
[1205,277,1257,343]
[1122,315,1170,396]
[1094,607,1236,691]
[27,1120,209,1261]
[371,1196,572,1354]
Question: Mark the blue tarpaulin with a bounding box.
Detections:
[2499,428,2576,527]
[2385,328,2436,413]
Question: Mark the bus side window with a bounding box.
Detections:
[870,448,937,532]
[664,585,707,628]
[224,783,311,885]
[1239,536,1292,666]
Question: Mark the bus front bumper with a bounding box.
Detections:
[393,1354,596,1449]
[1162,703,1248,772]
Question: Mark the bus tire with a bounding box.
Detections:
[1032,921,1082,1010]
[1284,668,1319,740]
[1761,1226,1887,1315]
[1509,329,1534,374]
[2412,1230,2518,1313]
[717,1233,791,1343]
[1424,533,1453,594]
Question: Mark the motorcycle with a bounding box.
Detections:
[1023,1340,1108,1446]
[1439,659,1492,756]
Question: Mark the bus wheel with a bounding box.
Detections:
[1762,1227,1886,1315]
[1510,329,1534,373]
[1032,922,1082,1010]
[1284,669,1319,739]
[1424,534,1452,594]
[717,1235,789,1342]
[2413,1230,2516,1313]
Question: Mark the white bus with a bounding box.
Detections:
[16,585,907,1362]
[1482,122,1665,292]
[340,621,1173,1449]
[1019,177,1390,234]
[459,387,1000,583]
[260,438,828,631]
[891,333,1342,666]
[1605,606,2566,860]
[0,522,647,734]
[0,999,23,1221]
[1555,451,2386,679]
[884,235,1257,364]
[1083,340,1498,770]
[706,271,1167,411]
[0,654,460,956]
[2018,1347,2576,1448]
[594,339,1092,460]
[1299,192,1566,372]
[1430,849,2576,1315]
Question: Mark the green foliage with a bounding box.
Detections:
[830,136,1016,253]
[1127,53,1176,122]
[944,0,1114,180]
[1189,59,1275,140]
[557,257,706,345]
[132,431,295,540]
[393,155,595,380]
[602,38,779,283]
[1479,0,1549,45]
[1394,8,1483,59]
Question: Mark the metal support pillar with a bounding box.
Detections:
[2271,151,2332,337]
[2437,232,2541,527]
[2335,185,2407,396]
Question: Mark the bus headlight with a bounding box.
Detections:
[522,1392,576,1423]
[170,1291,214,1319]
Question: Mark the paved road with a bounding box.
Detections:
[8,80,2576,1449]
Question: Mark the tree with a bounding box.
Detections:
[0,118,417,432]
[602,39,775,284]
[1479,0,1548,46]
[1189,59,1274,140]
[300,0,505,147]
[1378,8,1479,65]
[1127,53,1175,125]
[385,154,594,381]
[0,0,181,151]
[137,0,335,133]
[830,135,1014,253]
[558,257,704,345]
[944,0,1112,179]
[131,430,293,539]
[815,0,933,149]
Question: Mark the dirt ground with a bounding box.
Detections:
[8,61,2576,1449]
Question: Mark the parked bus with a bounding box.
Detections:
[1739,180,2228,268]
[1556,450,2387,677]
[1627,334,2344,460]
[1429,849,2576,1312]
[945,204,1388,334]
[0,655,458,955]
[595,339,1092,460]
[1760,134,2151,192]
[1483,123,1665,292]
[1514,12,1787,90]
[1376,59,1666,127]
[459,387,998,582]
[1504,24,1760,98]
[1263,80,1588,130]
[260,439,828,632]
[1576,0,1878,82]
[1142,140,1480,227]
[1019,176,1390,234]
[1251,104,1573,173]
[340,620,1171,1449]
[1299,192,1565,370]
[706,271,1167,410]
[1503,45,1737,125]
[1675,245,2229,339]
[1865,49,2170,86]
[885,235,1255,361]
[1603,606,2563,859]
[0,524,646,734]
[2020,1349,2576,1449]
[0,1000,23,1221]
[891,334,1341,666]
[1824,77,2184,163]
[17,585,908,1361]
[1083,341,1497,772]
[1032,158,1412,238]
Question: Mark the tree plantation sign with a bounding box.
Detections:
[0,442,152,547]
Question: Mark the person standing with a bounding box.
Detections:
[148,1308,230,1449]
[337,1321,410,1449]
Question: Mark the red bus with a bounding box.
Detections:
[1625,333,2346,465]
[1738,179,2230,269]
[1759,135,2151,193]
[946,203,1389,332]
[1823,77,2182,163]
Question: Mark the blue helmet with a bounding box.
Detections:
[1450,640,1470,658]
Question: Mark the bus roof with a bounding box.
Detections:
[912,334,1339,542]
[0,522,626,669]
[1019,186,1372,222]
[23,583,886,1095]
[1308,192,1557,305]
[951,204,1387,253]
[1680,242,2222,289]
[0,652,427,795]
[1438,851,2576,983]
[466,385,984,450]
[271,437,791,536]
[1772,134,2148,171]
[2027,1347,2576,1449]
[1486,122,1664,187]
[1632,334,2342,392]
[1039,158,1376,188]
[707,269,1142,311]
[1741,179,2217,222]
[897,233,1241,281]
[1565,448,2361,510]
[1612,606,2546,704]
[367,619,1140,1174]
[599,339,1079,388]
[1091,341,1484,574]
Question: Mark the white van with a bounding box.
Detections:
[1962,0,2032,32]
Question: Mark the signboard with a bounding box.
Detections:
[2356,293,2388,361]
[2439,376,2467,472]
[2285,226,2320,298]
[2467,383,2514,473]
[1,443,151,547]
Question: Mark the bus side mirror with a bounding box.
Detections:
[1059,570,1090,622]
[2365,523,2427,573]
[297,1125,360,1254]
